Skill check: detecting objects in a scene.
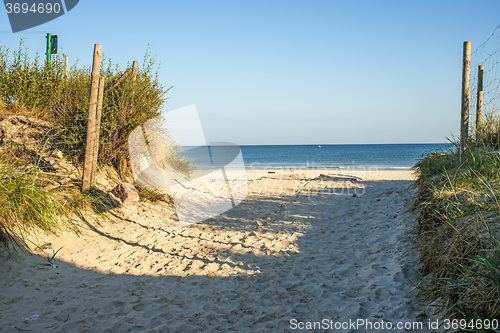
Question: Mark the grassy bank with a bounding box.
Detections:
[414,122,500,328]
[0,40,170,248]
[0,39,169,170]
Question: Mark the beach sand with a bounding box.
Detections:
[0,169,441,332]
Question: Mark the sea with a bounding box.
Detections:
[182,143,451,170]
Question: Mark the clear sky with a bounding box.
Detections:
[2,0,500,145]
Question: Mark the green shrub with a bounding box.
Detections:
[0,40,171,175]
[0,40,187,249]
[53,48,170,173]
[0,39,66,111]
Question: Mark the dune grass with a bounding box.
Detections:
[0,154,65,246]
[414,117,500,328]
[0,147,110,249]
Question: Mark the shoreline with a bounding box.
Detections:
[224,165,416,171]
[244,168,416,181]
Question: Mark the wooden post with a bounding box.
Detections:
[122,61,140,179]
[89,76,105,187]
[82,44,102,191]
[132,60,138,81]
[460,41,471,157]
[64,54,68,78]
[476,65,484,130]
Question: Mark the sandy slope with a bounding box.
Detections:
[0,169,441,332]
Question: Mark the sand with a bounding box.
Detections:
[0,169,442,332]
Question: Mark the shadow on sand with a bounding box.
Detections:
[0,179,435,332]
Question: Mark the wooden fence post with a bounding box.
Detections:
[89,76,105,187]
[460,41,471,157]
[82,44,102,191]
[132,60,138,81]
[476,65,484,130]
[119,60,140,179]
[64,54,68,78]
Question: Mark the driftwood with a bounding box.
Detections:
[40,171,79,180]
[38,177,59,186]
[46,178,73,191]
[38,172,78,190]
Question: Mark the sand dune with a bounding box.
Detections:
[0,169,442,332]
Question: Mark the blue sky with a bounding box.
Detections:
[2,0,500,144]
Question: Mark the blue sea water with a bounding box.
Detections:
[182,143,451,170]
[238,143,451,169]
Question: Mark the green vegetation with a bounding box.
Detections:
[0,39,177,249]
[414,116,500,327]
[0,145,107,248]
[136,187,173,204]
[0,39,169,170]
[0,150,65,246]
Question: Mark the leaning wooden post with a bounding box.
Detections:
[119,60,139,178]
[82,44,102,191]
[476,65,484,131]
[89,76,105,187]
[64,54,68,78]
[460,41,471,157]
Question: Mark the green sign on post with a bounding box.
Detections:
[45,33,58,69]
[46,33,51,68]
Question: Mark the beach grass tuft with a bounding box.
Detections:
[0,153,65,246]
[136,186,173,204]
[0,146,112,249]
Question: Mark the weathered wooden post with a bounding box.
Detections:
[118,60,140,178]
[460,41,471,157]
[476,65,484,131]
[82,44,102,191]
[132,60,138,81]
[89,76,105,187]
[64,54,68,78]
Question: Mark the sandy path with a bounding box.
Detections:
[0,169,439,332]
